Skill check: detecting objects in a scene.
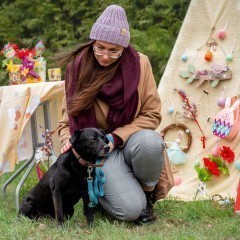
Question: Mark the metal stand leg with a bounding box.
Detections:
[2,149,35,197]
[2,110,38,198]
[15,155,37,212]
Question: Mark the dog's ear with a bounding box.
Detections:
[69,130,82,145]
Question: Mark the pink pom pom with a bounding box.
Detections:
[174,176,182,186]
[211,145,220,156]
[217,97,226,108]
[218,29,226,40]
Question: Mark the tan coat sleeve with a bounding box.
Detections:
[113,54,162,144]
[58,94,71,145]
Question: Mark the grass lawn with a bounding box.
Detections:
[0,163,240,240]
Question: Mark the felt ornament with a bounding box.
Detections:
[168,100,174,114]
[181,49,188,62]
[211,142,220,157]
[218,22,227,40]
[213,97,240,140]
[174,176,182,186]
[217,86,227,108]
[205,50,213,61]
[161,123,192,153]
[166,130,187,172]
[217,97,226,108]
[168,106,174,114]
[179,27,232,88]
[226,54,233,62]
[235,159,240,170]
[161,123,192,173]
[211,140,220,157]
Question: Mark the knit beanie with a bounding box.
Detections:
[90,5,130,48]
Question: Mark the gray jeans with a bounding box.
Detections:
[99,129,165,221]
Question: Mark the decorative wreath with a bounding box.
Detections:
[160,123,192,153]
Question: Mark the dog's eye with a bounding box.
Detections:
[101,135,107,141]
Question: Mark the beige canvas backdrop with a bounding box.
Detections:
[157,0,240,200]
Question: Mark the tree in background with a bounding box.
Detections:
[0,0,190,86]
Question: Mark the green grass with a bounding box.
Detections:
[0,164,240,240]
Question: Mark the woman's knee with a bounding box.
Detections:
[124,129,165,165]
[110,197,145,221]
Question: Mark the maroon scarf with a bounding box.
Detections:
[65,45,140,135]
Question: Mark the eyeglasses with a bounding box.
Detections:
[93,45,123,59]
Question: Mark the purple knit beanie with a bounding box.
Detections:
[90,5,130,48]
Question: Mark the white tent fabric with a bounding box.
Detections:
[157,0,240,200]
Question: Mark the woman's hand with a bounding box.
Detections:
[108,140,114,153]
[106,134,115,154]
[61,140,72,154]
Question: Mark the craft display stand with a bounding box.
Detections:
[1,101,57,212]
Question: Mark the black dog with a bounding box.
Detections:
[19,128,109,227]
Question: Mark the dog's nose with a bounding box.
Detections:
[104,145,110,153]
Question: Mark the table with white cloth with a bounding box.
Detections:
[0,81,64,210]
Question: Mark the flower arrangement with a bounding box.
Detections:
[195,146,235,182]
[1,41,46,85]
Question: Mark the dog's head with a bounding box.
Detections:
[19,197,39,219]
[69,128,110,162]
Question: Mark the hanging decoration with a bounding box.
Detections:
[213,96,240,140]
[217,86,227,107]
[174,88,206,148]
[161,123,192,153]
[161,123,192,173]
[35,125,59,180]
[179,26,232,88]
[181,49,188,62]
[235,159,240,170]
[211,140,221,157]
[168,100,174,115]
[218,22,228,40]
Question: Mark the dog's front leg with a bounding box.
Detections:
[50,178,64,225]
[82,193,94,228]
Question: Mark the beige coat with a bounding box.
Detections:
[58,53,174,200]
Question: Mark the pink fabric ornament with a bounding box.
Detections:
[174,176,182,186]
[218,29,226,40]
[217,97,226,108]
[211,145,220,156]
[218,23,227,40]
[217,87,226,108]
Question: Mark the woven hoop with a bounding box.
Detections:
[160,123,192,153]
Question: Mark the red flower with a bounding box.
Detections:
[203,158,220,176]
[9,43,19,51]
[16,48,32,59]
[220,146,235,163]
